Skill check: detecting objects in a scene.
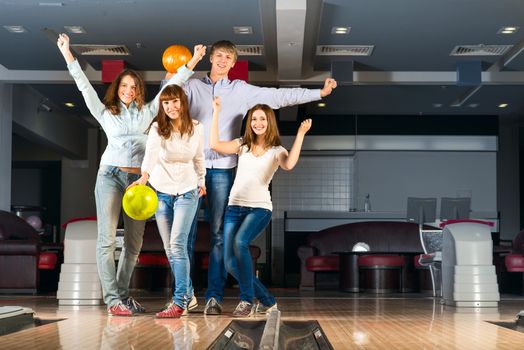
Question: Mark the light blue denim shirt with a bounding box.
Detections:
[67,59,193,168]
[182,76,321,169]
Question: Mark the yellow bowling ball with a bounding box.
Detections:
[122,185,158,220]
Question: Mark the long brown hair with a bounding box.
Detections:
[149,84,194,139]
[242,104,281,151]
[103,69,145,115]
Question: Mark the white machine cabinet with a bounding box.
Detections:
[442,222,499,307]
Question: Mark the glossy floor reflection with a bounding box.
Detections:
[1,291,524,349]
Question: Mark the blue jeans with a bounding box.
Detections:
[188,168,233,303]
[156,189,199,308]
[94,165,145,307]
[223,206,275,306]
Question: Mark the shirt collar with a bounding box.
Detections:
[202,72,231,86]
[120,100,138,110]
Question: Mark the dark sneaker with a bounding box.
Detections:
[232,301,254,318]
[156,303,185,318]
[122,296,146,313]
[255,302,278,315]
[107,302,133,317]
[204,297,222,315]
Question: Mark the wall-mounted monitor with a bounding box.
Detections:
[407,197,437,224]
[440,197,471,220]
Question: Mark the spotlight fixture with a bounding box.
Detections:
[233,26,253,35]
[3,25,27,33]
[317,102,326,108]
[331,27,351,35]
[498,103,508,108]
[497,26,519,34]
[64,102,75,108]
[64,26,86,34]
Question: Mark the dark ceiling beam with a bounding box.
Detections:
[451,37,524,107]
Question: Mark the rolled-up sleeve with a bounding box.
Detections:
[149,65,194,115]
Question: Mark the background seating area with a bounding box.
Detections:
[297,221,434,291]
[0,210,61,294]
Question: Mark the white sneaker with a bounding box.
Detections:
[255,302,278,315]
[182,295,198,316]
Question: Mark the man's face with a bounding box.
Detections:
[210,48,236,76]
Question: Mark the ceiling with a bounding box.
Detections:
[2,0,524,122]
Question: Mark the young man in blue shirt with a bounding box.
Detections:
[170,40,337,315]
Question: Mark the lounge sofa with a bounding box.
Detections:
[297,221,432,291]
[0,210,60,293]
[503,228,524,294]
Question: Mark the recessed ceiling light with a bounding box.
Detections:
[497,26,519,34]
[317,102,326,108]
[331,27,351,35]
[468,103,479,108]
[64,102,75,108]
[38,2,64,6]
[432,103,443,108]
[3,25,27,33]
[64,26,86,34]
[498,103,508,108]
[233,26,253,35]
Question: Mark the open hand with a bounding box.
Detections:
[298,118,312,135]
[127,175,148,190]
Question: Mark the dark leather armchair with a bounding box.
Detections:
[0,210,41,293]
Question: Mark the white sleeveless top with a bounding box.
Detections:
[228,142,288,211]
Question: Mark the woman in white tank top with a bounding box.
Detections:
[209,97,311,317]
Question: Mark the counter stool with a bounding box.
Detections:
[414,254,433,294]
[358,255,405,293]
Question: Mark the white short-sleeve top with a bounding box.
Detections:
[228,141,288,211]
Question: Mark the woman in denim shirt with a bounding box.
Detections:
[210,97,311,317]
[57,33,205,316]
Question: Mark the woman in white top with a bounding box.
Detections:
[57,33,205,316]
[210,97,311,317]
[131,84,206,318]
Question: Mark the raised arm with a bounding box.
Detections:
[57,33,75,64]
[243,78,338,110]
[148,45,205,114]
[185,45,206,71]
[209,96,242,155]
[56,33,106,121]
[279,119,312,171]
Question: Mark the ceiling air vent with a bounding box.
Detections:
[450,45,513,56]
[316,45,374,56]
[235,45,264,56]
[70,44,130,56]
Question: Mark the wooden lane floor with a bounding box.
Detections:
[2,292,524,349]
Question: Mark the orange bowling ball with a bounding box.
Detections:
[162,45,192,73]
